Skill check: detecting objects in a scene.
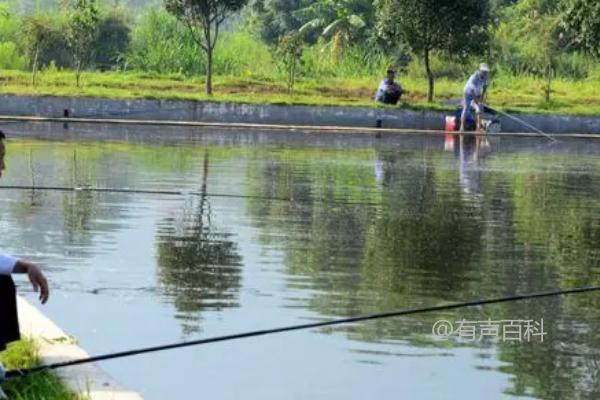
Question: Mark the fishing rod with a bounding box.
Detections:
[484,105,557,142]
[3,285,600,380]
[0,185,381,207]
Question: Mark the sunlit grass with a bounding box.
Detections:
[0,339,81,400]
[0,69,599,116]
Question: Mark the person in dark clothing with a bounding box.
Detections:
[0,131,49,355]
[375,68,403,105]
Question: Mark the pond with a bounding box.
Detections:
[2,128,600,399]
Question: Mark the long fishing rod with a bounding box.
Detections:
[4,285,600,380]
[0,185,381,207]
[485,105,557,142]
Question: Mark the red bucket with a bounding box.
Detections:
[445,116,456,132]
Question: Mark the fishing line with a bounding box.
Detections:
[4,285,600,380]
[484,105,557,142]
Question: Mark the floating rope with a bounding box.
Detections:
[4,285,600,380]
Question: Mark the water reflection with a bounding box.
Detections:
[156,151,243,335]
[2,137,600,399]
[242,135,600,399]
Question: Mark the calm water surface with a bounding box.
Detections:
[2,131,600,399]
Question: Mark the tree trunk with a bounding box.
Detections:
[545,62,553,103]
[76,59,82,88]
[32,46,39,87]
[424,49,434,102]
[206,47,213,95]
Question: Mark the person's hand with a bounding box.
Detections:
[27,264,49,304]
[15,261,50,304]
[11,260,50,304]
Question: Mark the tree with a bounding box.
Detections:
[67,0,99,87]
[165,0,247,95]
[276,30,303,93]
[296,0,372,58]
[248,0,306,45]
[561,0,600,57]
[376,0,489,102]
[94,10,131,70]
[23,14,53,86]
[492,0,566,102]
[156,152,242,334]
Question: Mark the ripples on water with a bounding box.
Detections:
[1,133,600,399]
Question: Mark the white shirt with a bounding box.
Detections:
[0,249,18,275]
[464,71,488,98]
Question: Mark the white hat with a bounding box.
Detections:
[479,63,490,72]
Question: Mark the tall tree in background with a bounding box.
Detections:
[67,0,99,87]
[561,0,600,57]
[23,14,53,86]
[376,0,489,102]
[165,0,247,95]
[493,0,565,102]
[94,10,131,70]
[248,0,305,45]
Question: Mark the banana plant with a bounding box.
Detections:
[295,0,370,57]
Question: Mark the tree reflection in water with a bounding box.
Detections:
[156,151,243,335]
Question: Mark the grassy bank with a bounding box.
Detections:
[0,339,80,400]
[0,69,599,116]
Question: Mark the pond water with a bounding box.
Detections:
[2,130,600,399]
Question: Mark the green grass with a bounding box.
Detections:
[1,69,600,116]
[0,339,81,400]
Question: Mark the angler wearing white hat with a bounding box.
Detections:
[460,63,490,132]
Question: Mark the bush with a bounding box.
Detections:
[128,9,201,75]
[406,53,473,80]
[94,10,131,71]
[0,41,27,69]
[23,13,71,69]
[299,41,392,79]
[214,30,275,78]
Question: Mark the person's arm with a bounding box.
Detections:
[481,83,488,106]
[0,251,17,276]
[375,81,385,101]
[0,251,49,304]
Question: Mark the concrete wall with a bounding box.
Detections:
[0,94,599,133]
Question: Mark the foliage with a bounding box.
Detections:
[561,0,600,57]
[275,30,303,92]
[492,0,571,102]
[295,0,372,58]
[164,0,248,95]
[23,14,54,85]
[0,41,27,70]
[94,9,131,70]
[247,0,306,45]
[0,339,81,399]
[376,0,489,102]
[129,9,202,75]
[66,0,99,87]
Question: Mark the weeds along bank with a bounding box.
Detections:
[0,339,79,400]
